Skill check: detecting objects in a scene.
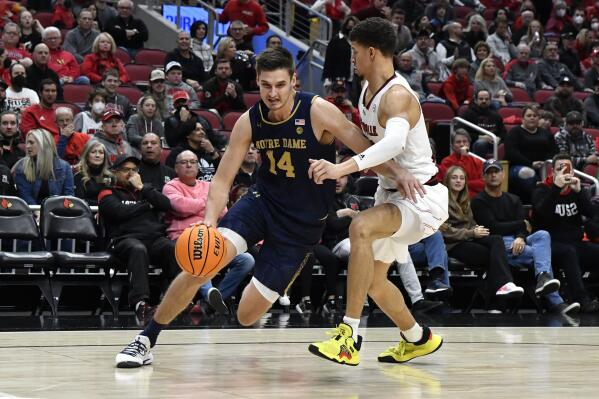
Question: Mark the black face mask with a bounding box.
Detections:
[11,75,26,89]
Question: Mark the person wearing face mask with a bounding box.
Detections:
[5,63,39,112]
[163,91,197,148]
[74,88,108,135]
[325,79,360,126]
[544,76,584,126]
[566,7,586,34]
[554,111,599,171]
[547,1,570,34]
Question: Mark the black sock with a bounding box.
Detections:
[429,267,444,281]
[141,318,166,347]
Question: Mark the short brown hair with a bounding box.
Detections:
[256,47,294,77]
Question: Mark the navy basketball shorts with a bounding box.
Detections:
[218,189,324,298]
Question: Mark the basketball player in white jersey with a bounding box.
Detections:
[308,17,448,366]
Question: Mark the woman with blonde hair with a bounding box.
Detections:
[81,32,129,84]
[14,129,74,205]
[126,95,165,148]
[474,57,512,107]
[464,14,488,49]
[214,37,256,91]
[74,141,113,206]
[519,19,545,59]
[440,165,524,304]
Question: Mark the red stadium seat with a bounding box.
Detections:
[550,126,559,135]
[505,124,518,132]
[457,104,469,116]
[116,86,144,104]
[534,90,554,104]
[115,48,132,65]
[160,148,171,164]
[421,102,455,122]
[483,8,497,20]
[135,49,167,67]
[124,64,153,85]
[586,128,599,139]
[223,111,244,131]
[427,82,442,96]
[243,92,260,108]
[583,164,598,178]
[63,84,92,106]
[55,102,82,117]
[35,12,53,28]
[510,87,531,103]
[454,6,471,18]
[574,91,590,101]
[498,143,505,160]
[191,109,222,130]
[498,107,523,120]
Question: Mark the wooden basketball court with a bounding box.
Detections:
[0,326,597,398]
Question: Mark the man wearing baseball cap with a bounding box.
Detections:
[555,111,599,170]
[148,69,169,120]
[164,61,201,113]
[471,159,578,315]
[98,153,178,318]
[325,79,360,126]
[544,75,584,125]
[92,109,139,166]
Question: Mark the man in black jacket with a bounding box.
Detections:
[0,162,16,195]
[164,31,207,92]
[139,133,175,192]
[0,111,24,168]
[26,44,63,101]
[459,89,506,157]
[105,0,148,56]
[532,153,599,313]
[202,58,247,116]
[472,159,578,315]
[99,154,177,317]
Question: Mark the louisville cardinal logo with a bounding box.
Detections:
[63,198,74,209]
[1,198,12,209]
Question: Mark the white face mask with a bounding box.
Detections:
[592,22,599,31]
[574,15,584,25]
[556,9,566,18]
[92,101,105,114]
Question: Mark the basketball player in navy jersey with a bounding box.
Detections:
[308,18,448,366]
[115,47,409,368]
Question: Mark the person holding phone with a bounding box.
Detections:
[532,153,599,313]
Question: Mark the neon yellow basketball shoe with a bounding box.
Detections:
[378,327,443,363]
[308,323,362,366]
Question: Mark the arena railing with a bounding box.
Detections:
[543,160,599,193]
[451,117,498,161]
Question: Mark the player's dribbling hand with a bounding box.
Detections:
[394,168,426,203]
[308,159,340,184]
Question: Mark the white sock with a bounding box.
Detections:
[402,322,423,343]
[343,316,360,341]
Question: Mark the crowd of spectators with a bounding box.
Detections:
[2,0,599,319]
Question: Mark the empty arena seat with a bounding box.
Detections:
[498,107,523,120]
[134,49,167,67]
[116,86,144,104]
[534,90,554,104]
[124,64,153,85]
[191,109,222,130]
[510,87,531,103]
[223,111,244,131]
[41,196,120,316]
[35,12,53,28]
[160,148,171,164]
[354,176,378,196]
[574,91,590,101]
[422,102,455,122]
[243,92,261,108]
[115,48,132,65]
[427,82,442,96]
[63,84,92,106]
[0,196,56,314]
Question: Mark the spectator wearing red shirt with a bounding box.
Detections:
[311,0,350,32]
[52,0,76,29]
[55,106,91,165]
[81,32,129,84]
[2,22,32,67]
[546,2,571,33]
[353,0,392,21]
[441,58,473,111]
[350,0,370,15]
[325,79,360,127]
[20,79,59,140]
[202,58,247,116]
[218,0,268,40]
[439,129,484,198]
[43,27,90,86]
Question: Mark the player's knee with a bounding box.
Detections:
[349,214,375,241]
[236,309,257,327]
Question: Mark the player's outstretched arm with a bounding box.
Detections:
[204,112,252,226]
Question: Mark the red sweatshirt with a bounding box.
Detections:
[218,0,268,37]
[441,73,472,111]
[81,53,129,84]
[439,152,485,198]
[20,104,59,140]
[49,48,80,80]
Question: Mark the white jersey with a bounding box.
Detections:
[358,73,437,189]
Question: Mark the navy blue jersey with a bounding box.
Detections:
[248,91,336,225]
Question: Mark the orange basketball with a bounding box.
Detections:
[175,225,227,277]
